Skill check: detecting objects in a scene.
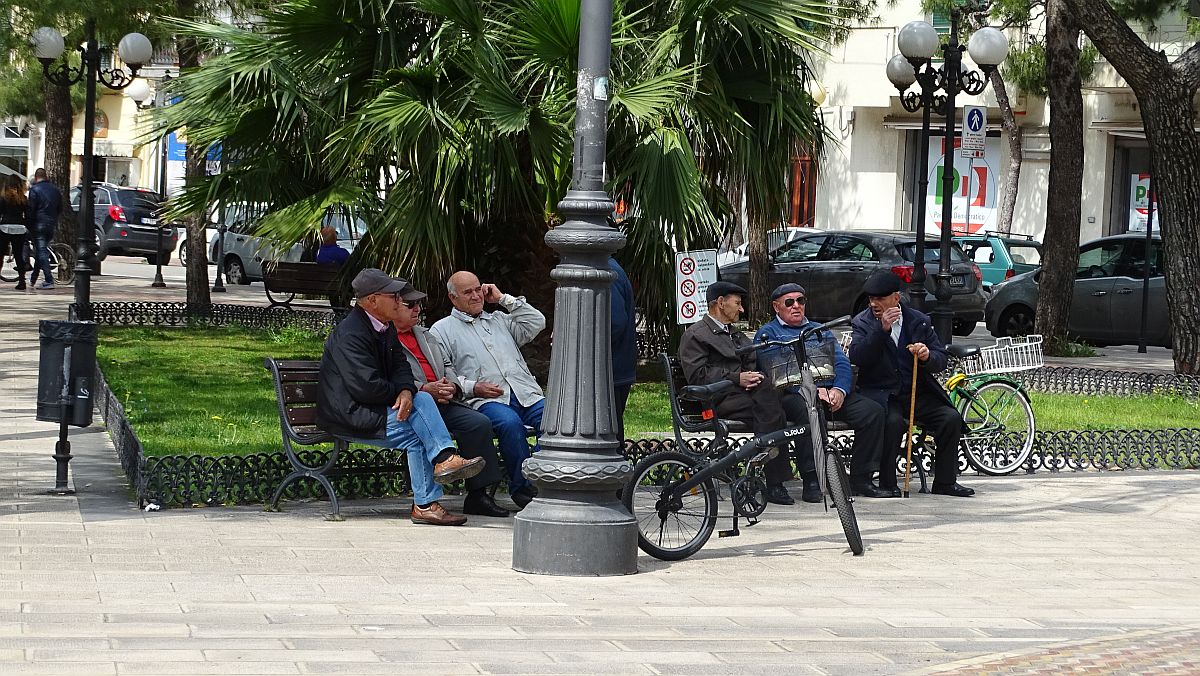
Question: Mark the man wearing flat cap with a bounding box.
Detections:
[754,283,889,502]
[849,271,973,497]
[679,281,795,505]
[317,268,487,526]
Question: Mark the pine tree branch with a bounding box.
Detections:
[1059,0,1163,89]
[1174,40,1200,91]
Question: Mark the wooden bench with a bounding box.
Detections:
[263,262,351,309]
[264,358,407,520]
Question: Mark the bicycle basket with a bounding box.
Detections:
[761,337,838,389]
[960,335,1045,375]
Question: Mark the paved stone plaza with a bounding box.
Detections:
[1,266,1197,674]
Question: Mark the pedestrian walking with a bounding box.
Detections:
[0,174,29,290]
[26,168,62,290]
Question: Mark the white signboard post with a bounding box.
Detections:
[675,249,718,324]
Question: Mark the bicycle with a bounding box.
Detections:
[943,335,1041,476]
[626,317,863,562]
[1,241,76,285]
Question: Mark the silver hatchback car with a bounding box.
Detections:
[984,233,1169,347]
[213,206,368,285]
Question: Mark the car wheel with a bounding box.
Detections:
[225,256,250,285]
[178,241,188,266]
[952,320,977,337]
[997,305,1035,337]
[94,228,108,262]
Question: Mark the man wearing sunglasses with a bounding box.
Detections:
[316,269,486,526]
[754,283,890,502]
[393,288,511,517]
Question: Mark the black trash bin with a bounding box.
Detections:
[36,320,98,428]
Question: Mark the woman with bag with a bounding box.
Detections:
[0,174,30,290]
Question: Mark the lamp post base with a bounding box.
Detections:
[513,484,637,576]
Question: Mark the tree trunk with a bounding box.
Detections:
[42,81,75,245]
[745,214,770,327]
[1035,0,1085,354]
[1058,0,1200,373]
[175,6,213,311]
[990,71,1023,235]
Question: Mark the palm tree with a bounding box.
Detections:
[157,0,832,334]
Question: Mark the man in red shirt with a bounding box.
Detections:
[394,284,511,516]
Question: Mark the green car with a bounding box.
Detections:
[954,233,1043,289]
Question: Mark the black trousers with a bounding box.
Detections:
[880,394,963,489]
[0,232,28,275]
[782,390,885,484]
[440,401,503,491]
[715,384,791,486]
[614,382,632,443]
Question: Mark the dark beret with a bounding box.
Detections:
[862,271,902,296]
[706,281,748,304]
[770,283,806,301]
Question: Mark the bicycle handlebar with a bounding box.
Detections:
[734,315,852,356]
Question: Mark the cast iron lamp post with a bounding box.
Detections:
[885,8,1008,341]
[511,0,637,576]
[124,78,170,289]
[32,20,153,321]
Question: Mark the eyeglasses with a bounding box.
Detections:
[781,296,806,307]
[398,297,422,309]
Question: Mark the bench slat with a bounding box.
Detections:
[286,405,319,427]
[281,382,320,404]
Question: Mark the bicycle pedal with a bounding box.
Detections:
[717,528,740,538]
[743,517,759,527]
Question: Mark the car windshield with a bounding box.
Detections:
[117,189,163,210]
[896,241,969,263]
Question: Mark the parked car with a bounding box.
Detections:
[176,220,220,267]
[954,233,1043,289]
[215,206,369,285]
[984,233,1168,347]
[716,226,819,267]
[718,229,987,335]
[69,183,180,265]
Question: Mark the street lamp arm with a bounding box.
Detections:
[97,65,141,91]
[40,58,86,87]
[959,68,989,96]
[900,90,923,113]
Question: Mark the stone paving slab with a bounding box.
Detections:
[2,267,1199,674]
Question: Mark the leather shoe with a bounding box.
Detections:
[931,483,975,497]
[410,501,467,526]
[851,482,896,498]
[432,454,485,484]
[876,485,903,498]
[766,484,795,506]
[463,490,511,517]
[511,485,537,509]
[801,478,822,503]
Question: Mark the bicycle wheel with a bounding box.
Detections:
[50,243,75,285]
[623,450,717,561]
[957,380,1035,476]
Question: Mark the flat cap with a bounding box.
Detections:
[705,281,748,304]
[862,270,902,296]
[770,282,806,301]
[352,268,427,301]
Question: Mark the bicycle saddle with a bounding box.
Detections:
[681,380,738,401]
[946,344,980,359]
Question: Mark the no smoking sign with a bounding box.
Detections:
[674,249,717,325]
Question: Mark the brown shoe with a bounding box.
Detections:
[432,454,485,484]
[410,501,467,526]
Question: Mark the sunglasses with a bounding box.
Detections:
[399,298,422,309]
[781,296,806,307]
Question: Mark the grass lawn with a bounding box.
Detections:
[98,326,1197,458]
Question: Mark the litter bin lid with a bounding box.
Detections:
[39,320,98,343]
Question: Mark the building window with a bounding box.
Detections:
[790,151,818,227]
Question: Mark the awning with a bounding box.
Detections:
[71,139,136,158]
[881,115,1003,131]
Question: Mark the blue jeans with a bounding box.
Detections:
[30,232,53,286]
[479,395,543,495]
[348,391,455,505]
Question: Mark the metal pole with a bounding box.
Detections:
[934,9,962,344]
[151,226,166,287]
[910,79,934,312]
[152,102,168,289]
[50,340,76,495]
[1138,175,1155,353]
[512,0,636,576]
[74,19,99,322]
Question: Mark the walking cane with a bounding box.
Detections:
[902,347,920,498]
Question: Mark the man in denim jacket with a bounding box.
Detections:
[754,283,890,501]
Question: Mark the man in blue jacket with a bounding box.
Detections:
[848,271,973,497]
[610,256,637,442]
[26,169,61,290]
[755,283,889,501]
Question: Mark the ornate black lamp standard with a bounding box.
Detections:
[511,0,637,575]
[32,20,153,320]
[124,77,170,289]
[885,10,1008,341]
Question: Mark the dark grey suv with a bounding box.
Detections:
[70,183,179,265]
[718,229,987,335]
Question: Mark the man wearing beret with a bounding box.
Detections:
[679,281,796,505]
[754,283,890,501]
[848,271,974,497]
[317,269,487,526]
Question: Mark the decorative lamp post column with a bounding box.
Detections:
[124,78,168,289]
[32,21,153,321]
[511,0,637,576]
[885,10,1008,341]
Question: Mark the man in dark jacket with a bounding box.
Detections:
[26,169,61,290]
[848,271,973,497]
[317,268,486,525]
[679,281,794,505]
[610,256,637,441]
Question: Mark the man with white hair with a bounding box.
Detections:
[430,271,546,508]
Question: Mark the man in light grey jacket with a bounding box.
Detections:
[430,271,546,505]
